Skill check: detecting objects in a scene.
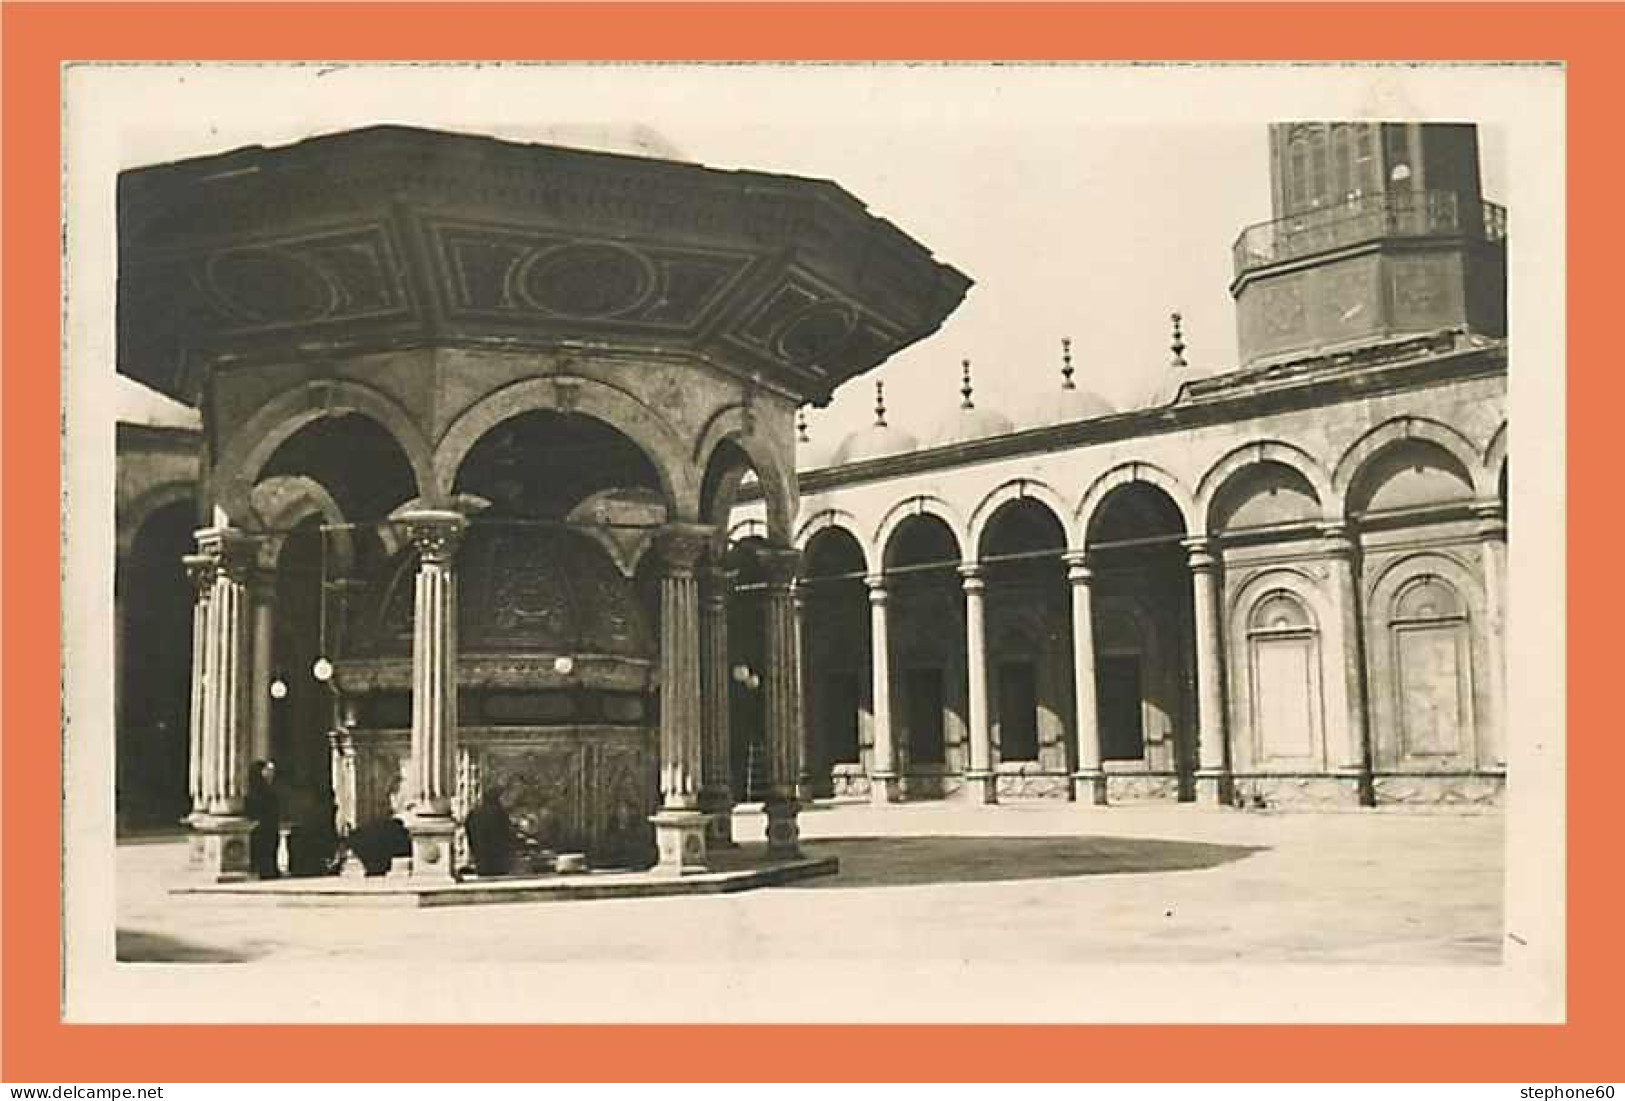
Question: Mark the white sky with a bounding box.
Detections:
[103,64,1508,450]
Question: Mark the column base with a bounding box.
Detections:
[186,815,254,883]
[1194,770,1234,806]
[764,798,802,860]
[963,770,998,805]
[405,815,458,882]
[699,789,738,848]
[651,809,711,876]
[869,772,903,805]
[1071,770,1108,806]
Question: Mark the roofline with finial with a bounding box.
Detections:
[1061,337,1076,391]
[960,358,975,410]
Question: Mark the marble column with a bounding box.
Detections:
[793,581,818,805]
[1322,523,1375,804]
[960,564,996,804]
[187,527,257,881]
[760,547,804,859]
[1064,551,1107,805]
[396,509,466,881]
[1475,501,1509,770]
[866,573,901,804]
[1184,537,1232,805]
[698,562,736,847]
[182,553,214,819]
[247,566,277,766]
[651,523,711,875]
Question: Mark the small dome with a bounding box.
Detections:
[926,357,1016,446]
[831,421,919,464]
[1049,384,1117,424]
[930,403,1016,445]
[1022,339,1115,425]
[829,379,917,465]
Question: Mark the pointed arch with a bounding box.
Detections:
[117,480,198,560]
[872,494,969,569]
[1195,440,1334,529]
[1481,420,1508,500]
[967,477,1076,558]
[695,403,797,545]
[432,375,701,521]
[1331,416,1481,515]
[796,508,872,574]
[1075,460,1198,542]
[214,380,434,528]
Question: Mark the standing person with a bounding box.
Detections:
[464,784,515,877]
[245,759,282,879]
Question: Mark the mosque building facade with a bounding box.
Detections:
[111,120,1507,877]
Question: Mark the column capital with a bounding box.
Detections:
[1182,535,1220,572]
[183,552,217,597]
[1318,522,1359,557]
[958,563,985,592]
[655,523,715,575]
[698,563,734,607]
[1062,549,1093,585]
[194,526,261,581]
[865,573,889,601]
[757,546,802,589]
[393,509,468,565]
[1472,500,1508,540]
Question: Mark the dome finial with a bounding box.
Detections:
[1170,311,1188,368]
[796,407,810,444]
[960,358,975,410]
[873,379,888,427]
[1061,337,1076,391]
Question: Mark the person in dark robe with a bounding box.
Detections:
[287,793,341,877]
[244,759,282,879]
[348,814,411,876]
[464,786,515,877]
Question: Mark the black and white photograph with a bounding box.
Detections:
[64,61,1564,1024]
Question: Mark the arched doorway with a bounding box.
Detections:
[118,498,197,832]
[799,525,870,798]
[977,497,1071,798]
[881,511,965,799]
[1082,481,1197,802]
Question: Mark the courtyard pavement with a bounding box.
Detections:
[116,800,1504,967]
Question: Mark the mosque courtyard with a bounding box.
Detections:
[116,802,1503,968]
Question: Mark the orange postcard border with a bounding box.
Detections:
[3,2,1617,1083]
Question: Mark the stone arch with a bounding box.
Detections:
[1481,420,1508,501]
[1075,460,1198,543]
[433,375,702,521]
[213,380,434,527]
[796,509,872,574]
[967,478,1076,559]
[247,474,356,576]
[872,494,969,569]
[729,517,770,545]
[1195,440,1334,530]
[695,403,797,545]
[117,479,197,560]
[1331,416,1480,516]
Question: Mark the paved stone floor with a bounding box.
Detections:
[116,801,1504,966]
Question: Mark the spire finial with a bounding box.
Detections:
[1169,311,1188,368]
[873,379,888,427]
[960,358,975,410]
[796,407,810,444]
[1061,337,1076,391]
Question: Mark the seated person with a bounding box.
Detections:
[347,814,411,877]
[464,786,515,877]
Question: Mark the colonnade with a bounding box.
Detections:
[182,511,808,882]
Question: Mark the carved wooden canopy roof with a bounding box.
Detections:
[117,125,972,406]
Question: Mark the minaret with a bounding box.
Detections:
[1231,122,1506,368]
